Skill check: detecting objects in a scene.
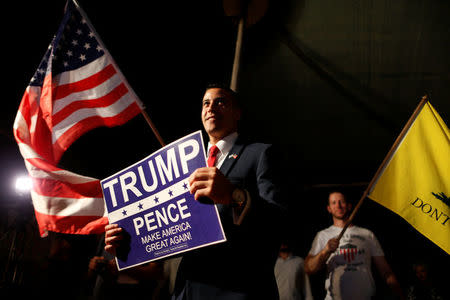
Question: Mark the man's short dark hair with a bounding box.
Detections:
[328,189,346,197]
[204,82,241,108]
[327,189,347,205]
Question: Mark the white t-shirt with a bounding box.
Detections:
[309,225,384,300]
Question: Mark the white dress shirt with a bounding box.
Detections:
[207,132,238,168]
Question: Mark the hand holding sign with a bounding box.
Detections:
[188,167,234,205]
[104,223,124,256]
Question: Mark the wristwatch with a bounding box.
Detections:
[231,188,247,207]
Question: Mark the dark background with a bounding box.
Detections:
[1,0,449,298]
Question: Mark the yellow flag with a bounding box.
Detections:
[368,100,450,254]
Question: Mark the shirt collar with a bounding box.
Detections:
[208,132,238,156]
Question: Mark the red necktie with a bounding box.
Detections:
[207,145,220,167]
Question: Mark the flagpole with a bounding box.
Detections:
[230,16,245,92]
[337,95,429,241]
[225,0,267,92]
[141,110,166,146]
[71,0,166,147]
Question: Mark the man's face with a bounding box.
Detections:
[201,88,241,141]
[414,265,428,281]
[327,192,351,220]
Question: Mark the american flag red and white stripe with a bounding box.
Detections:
[13,0,143,236]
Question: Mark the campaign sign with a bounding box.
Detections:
[101,131,226,270]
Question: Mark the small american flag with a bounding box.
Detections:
[13,0,142,236]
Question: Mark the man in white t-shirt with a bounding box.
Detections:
[274,240,313,300]
[304,190,405,300]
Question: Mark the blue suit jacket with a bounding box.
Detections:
[173,136,287,300]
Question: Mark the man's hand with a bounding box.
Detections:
[325,237,339,254]
[188,167,234,205]
[305,237,340,275]
[88,256,109,273]
[104,223,124,256]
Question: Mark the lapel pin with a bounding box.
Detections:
[229,153,238,159]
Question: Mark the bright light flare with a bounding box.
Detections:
[15,175,33,193]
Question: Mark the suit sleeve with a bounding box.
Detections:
[255,144,288,209]
[240,144,288,228]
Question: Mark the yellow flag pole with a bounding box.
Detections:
[337,95,429,241]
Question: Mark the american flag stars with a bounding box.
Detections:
[50,10,104,78]
[29,7,105,87]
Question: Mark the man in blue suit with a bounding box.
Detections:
[105,83,287,299]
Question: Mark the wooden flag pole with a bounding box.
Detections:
[230,16,245,92]
[224,0,268,91]
[141,110,166,147]
[337,95,429,241]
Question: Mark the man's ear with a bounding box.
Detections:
[326,205,332,214]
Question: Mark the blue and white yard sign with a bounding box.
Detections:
[101,131,226,270]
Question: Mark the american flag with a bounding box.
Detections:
[13,0,142,236]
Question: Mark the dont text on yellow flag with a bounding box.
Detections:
[368,100,450,254]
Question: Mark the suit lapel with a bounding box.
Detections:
[219,138,245,176]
